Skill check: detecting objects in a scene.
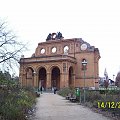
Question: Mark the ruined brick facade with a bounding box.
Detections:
[19,35,100,90]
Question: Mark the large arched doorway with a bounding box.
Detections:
[26,67,34,87]
[39,67,47,90]
[69,66,74,87]
[51,67,60,90]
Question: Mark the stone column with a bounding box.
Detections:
[20,68,25,86]
[73,73,76,87]
[65,73,69,87]
[46,72,51,90]
[60,73,64,88]
[22,73,27,87]
[61,72,69,88]
[33,73,38,88]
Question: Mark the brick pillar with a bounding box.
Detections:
[73,73,76,88]
[46,72,51,89]
[60,73,63,88]
[22,73,27,87]
[20,68,24,86]
[33,73,38,88]
[61,72,69,88]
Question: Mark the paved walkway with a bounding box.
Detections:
[32,93,112,120]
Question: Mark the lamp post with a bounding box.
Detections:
[113,74,115,81]
[33,71,36,89]
[82,59,87,103]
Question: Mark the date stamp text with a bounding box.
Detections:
[98,102,120,109]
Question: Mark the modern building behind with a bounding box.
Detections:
[19,33,100,90]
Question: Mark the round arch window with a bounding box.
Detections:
[64,46,69,54]
[40,48,45,54]
[52,47,57,53]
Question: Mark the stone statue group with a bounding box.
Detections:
[46,32,63,41]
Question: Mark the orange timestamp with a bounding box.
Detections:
[97,101,120,109]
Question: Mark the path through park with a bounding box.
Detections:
[31,93,112,120]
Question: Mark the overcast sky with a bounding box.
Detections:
[0,0,120,79]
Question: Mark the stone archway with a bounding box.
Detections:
[69,66,74,87]
[51,67,60,90]
[39,67,47,90]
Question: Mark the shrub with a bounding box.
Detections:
[0,83,36,120]
[58,88,120,118]
[85,90,102,102]
[57,87,75,97]
[85,90,120,118]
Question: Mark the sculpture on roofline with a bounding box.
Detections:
[46,33,52,41]
[46,32,63,41]
[56,32,63,39]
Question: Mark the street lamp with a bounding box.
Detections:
[82,59,87,103]
[33,71,36,88]
[113,74,115,81]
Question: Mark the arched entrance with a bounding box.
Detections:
[39,67,47,90]
[26,67,34,87]
[69,66,74,87]
[51,67,60,90]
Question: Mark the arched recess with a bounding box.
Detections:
[51,67,60,90]
[26,67,34,87]
[69,66,74,87]
[38,67,47,90]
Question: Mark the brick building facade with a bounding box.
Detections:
[19,33,100,90]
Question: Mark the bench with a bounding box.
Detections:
[66,93,78,102]
[66,93,71,100]
[69,95,77,102]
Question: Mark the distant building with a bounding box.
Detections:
[99,77,106,86]
[109,79,115,86]
[19,33,100,90]
[99,77,115,87]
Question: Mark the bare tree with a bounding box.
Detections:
[115,72,120,87]
[0,20,26,71]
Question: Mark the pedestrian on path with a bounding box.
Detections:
[40,86,43,94]
[54,87,57,94]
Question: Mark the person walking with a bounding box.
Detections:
[54,87,57,94]
[40,86,43,94]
